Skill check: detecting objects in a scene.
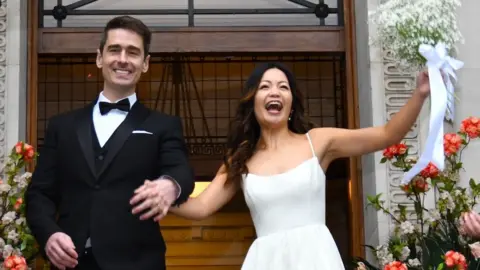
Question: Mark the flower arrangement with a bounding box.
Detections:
[351,116,480,269]
[368,0,463,72]
[0,142,39,270]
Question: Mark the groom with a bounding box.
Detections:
[25,16,195,270]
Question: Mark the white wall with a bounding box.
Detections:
[454,1,480,190]
[0,0,27,165]
[5,0,27,148]
[42,0,339,27]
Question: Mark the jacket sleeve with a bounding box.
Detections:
[25,116,63,253]
[157,116,195,206]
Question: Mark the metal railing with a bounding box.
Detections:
[39,0,344,27]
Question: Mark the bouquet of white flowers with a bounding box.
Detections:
[369,0,463,72]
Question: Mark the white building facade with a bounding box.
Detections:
[2,0,480,265]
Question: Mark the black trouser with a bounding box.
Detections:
[53,249,101,270]
[74,247,101,270]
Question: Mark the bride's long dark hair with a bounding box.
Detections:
[223,62,313,184]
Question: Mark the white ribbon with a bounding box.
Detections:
[401,43,464,185]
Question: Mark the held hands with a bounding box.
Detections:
[45,232,78,270]
[130,179,178,222]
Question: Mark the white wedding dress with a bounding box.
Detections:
[241,133,345,269]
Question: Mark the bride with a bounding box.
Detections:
[138,62,430,269]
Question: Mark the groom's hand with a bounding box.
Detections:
[45,232,78,270]
[130,179,178,222]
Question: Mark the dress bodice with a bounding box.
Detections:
[241,134,326,238]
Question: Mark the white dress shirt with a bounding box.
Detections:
[93,92,137,147]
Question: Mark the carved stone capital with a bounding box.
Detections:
[383,49,418,218]
[0,1,6,167]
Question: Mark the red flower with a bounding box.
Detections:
[420,162,439,178]
[14,142,22,155]
[413,176,429,192]
[401,176,429,194]
[382,143,408,160]
[384,261,408,270]
[13,142,36,161]
[23,144,35,160]
[444,250,467,269]
[444,133,462,156]
[14,198,23,211]
[397,143,407,155]
[383,146,397,159]
[459,116,480,139]
[3,255,26,270]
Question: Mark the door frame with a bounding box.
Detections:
[342,0,364,257]
[27,0,364,258]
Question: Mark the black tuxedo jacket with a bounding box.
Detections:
[25,100,195,270]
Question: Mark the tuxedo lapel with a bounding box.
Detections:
[97,102,150,178]
[76,102,97,180]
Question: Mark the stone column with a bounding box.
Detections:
[356,0,433,261]
[0,0,28,165]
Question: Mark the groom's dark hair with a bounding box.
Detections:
[98,15,152,58]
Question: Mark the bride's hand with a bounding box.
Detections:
[415,70,431,98]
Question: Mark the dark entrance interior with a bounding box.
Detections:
[36,53,351,268]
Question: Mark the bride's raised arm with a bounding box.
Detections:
[312,70,430,167]
[168,165,240,220]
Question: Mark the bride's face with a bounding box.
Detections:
[253,68,293,129]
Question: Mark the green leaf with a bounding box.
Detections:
[454,162,463,170]
[20,239,27,250]
[392,161,404,168]
[470,178,477,190]
[8,196,16,207]
[367,193,382,204]
[380,157,387,163]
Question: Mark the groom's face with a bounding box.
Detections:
[96,28,150,91]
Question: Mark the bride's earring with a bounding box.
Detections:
[289,110,293,121]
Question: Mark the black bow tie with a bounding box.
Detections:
[99,98,130,115]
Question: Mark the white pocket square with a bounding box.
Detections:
[132,130,153,135]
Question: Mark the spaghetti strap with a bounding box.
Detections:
[305,132,316,158]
